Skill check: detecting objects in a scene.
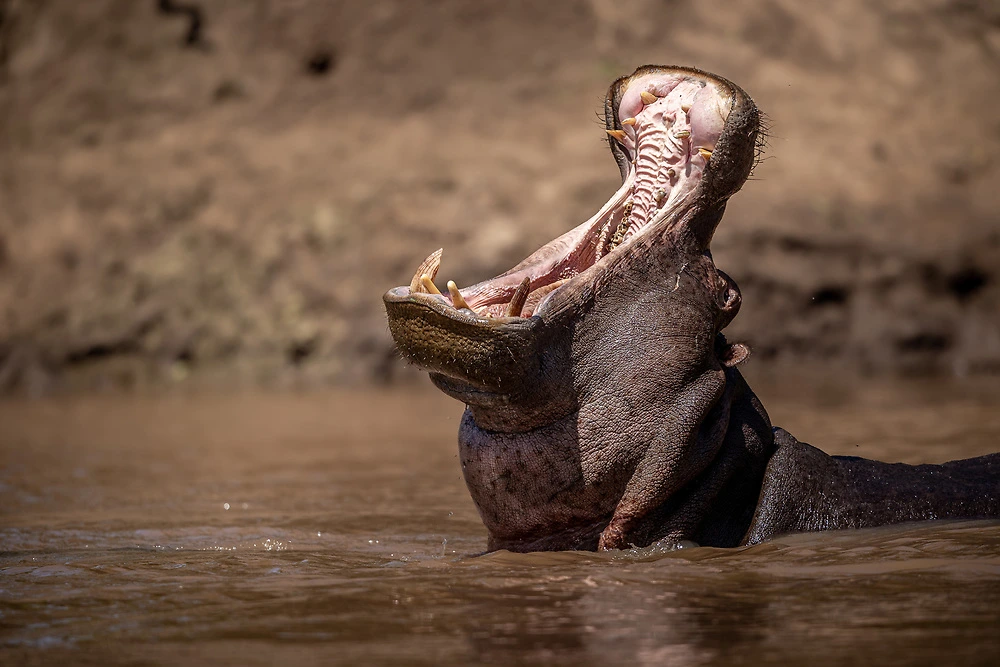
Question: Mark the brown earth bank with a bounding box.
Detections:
[0,0,998,394]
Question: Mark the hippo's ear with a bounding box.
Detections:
[720,343,751,368]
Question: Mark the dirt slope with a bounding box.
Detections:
[1,0,998,393]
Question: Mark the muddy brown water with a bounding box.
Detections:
[2,374,999,665]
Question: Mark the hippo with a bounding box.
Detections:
[383,65,999,552]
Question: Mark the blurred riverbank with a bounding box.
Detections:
[1,1,998,395]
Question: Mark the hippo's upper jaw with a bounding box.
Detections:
[384,66,764,551]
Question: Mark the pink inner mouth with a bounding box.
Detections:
[408,73,732,319]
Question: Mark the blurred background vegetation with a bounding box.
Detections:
[0,0,998,394]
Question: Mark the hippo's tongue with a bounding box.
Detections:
[406,72,731,319]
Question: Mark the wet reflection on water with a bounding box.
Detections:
[1,375,998,665]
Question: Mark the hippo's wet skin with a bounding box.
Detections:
[383,66,1000,552]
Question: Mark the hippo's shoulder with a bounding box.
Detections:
[741,428,843,544]
[743,428,1000,545]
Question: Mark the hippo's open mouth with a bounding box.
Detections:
[388,69,739,323]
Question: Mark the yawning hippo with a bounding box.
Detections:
[383,66,999,552]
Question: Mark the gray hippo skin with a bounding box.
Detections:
[383,65,999,552]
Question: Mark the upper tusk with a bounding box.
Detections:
[506,277,531,317]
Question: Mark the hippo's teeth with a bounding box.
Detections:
[681,102,692,113]
[506,277,531,317]
[698,148,713,161]
[621,117,637,126]
[420,274,442,295]
[639,91,658,105]
[409,248,443,293]
[447,281,471,310]
[606,129,627,142]
[675,129,691,139]
[654,188,667,205]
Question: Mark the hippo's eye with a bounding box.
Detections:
[720,284,739,310]
[716,270,742,326]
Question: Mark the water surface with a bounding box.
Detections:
[2,376,999,665]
